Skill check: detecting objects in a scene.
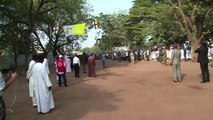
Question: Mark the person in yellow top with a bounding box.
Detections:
[161,46,167,65]
[130,51,135,64]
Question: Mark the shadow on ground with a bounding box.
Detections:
[34,83,122,120]
[6,60,124,120]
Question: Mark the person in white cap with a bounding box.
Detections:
[55,55,68,87]
[65,55,71,73]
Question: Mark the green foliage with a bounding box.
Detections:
[95,12,129,51]
[127,0,175,47]
[127,0,213,49]
[90,45,101,53]
[0,0,91,67]
[0,0,90,54]
[80,45,101,54]
[1,0,213,63]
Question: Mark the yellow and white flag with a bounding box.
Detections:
[63,23,86,36]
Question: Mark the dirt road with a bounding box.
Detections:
[5,60,213,120]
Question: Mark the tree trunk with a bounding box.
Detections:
[190,38,199,62]
[52,48,58,59]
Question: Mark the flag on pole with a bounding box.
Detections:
[63,23,86,36]
[92,20,99,29]
[52,26,59,34]
[73,23,86,35]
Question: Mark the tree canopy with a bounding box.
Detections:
[0,0,90,67]
[1,0,213,66]
[93,0,213,60]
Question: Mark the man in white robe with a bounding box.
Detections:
[26,53,37,107]
[43,57,50,74]
[32,54,55,113]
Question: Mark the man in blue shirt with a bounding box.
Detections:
[0,68,17,120]
[101,52,106,68]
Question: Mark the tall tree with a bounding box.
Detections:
[37,0,90,57]
[127,0,173,47]
[0,0,91,68]
[169,0,213,60]
[95,12,129,51]
[0,22,27,67]
[127,0,213,60]
[0,0,58,68]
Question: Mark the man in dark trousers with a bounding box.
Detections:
[73,54,80,78]
[101,52,106,68]
[55,55,68,87]
[81,52,88,73]
[195,41,210,83]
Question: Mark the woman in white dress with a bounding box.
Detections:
[65,56,71,73]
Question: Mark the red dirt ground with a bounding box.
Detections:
[5,60,213,120]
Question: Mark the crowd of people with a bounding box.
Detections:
[24,41,210,116]
[0,41,212,119]
[95,42,210,83]
[24,52,99,114]
[87,43,191,65]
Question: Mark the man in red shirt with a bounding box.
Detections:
[55,55,68,87]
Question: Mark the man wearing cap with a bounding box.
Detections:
[55,55,68,87]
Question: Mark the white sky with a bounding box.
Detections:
[81,0,133,48]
